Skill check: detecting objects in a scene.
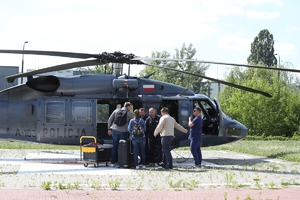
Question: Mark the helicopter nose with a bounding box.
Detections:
[225,120,248,140]
[239,123,248,138]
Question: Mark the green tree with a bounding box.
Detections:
[140,43,210,94]
[219,66,300,137]
[77,64,114,74]
[247,29,277,67]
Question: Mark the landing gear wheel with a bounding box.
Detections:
[106,162,108,167]
[83,163,88,167]
[94,163,99,168]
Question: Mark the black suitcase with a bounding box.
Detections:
[118,139,135,168]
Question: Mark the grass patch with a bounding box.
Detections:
[203,140,300,162]
[0,141,79,150]
[2,140,300,162]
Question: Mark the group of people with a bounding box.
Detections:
[107,102,203,170]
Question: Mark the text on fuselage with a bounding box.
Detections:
[43,128,86,138]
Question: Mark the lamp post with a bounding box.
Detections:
[21,41,28,84]
[274,53,280,97]
[274,53,280,79]
[274,53,280,68]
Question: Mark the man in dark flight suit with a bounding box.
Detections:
[145,107,161,166]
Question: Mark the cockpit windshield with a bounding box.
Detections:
[193,99,216,119]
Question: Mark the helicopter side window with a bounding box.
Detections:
[159,100,179,121]
[181,103,189,126]
[72,101,92,124]
[97,104,109,123]
[45,101,65,124]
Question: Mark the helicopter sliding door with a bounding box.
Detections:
[37,98,97,144]
[0,101,8,140]
[158,98,190,148]
[214,98,225,137]
[96,100,143,144]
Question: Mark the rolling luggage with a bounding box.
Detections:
[80,136,112,168]
[118,139,134,168]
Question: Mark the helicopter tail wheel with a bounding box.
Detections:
[83,163,88,167]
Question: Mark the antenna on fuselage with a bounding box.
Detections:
[178,88,189,96]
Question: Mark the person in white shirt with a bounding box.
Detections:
[154,107,188,169]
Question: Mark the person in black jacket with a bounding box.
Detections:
[145,107,161,166]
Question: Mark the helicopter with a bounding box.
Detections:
[1,49,299,162]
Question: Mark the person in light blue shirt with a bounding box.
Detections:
[128,109,147,169]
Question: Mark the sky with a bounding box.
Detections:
[0,0,299,80]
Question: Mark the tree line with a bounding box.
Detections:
[219,29,300,137]
[83,29,300,138]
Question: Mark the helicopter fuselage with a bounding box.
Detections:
[0,74,248,151]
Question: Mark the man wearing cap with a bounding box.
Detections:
[154,107,188,169]
[108,102,134,167]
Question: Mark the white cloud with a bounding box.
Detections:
[236,0,284,6]
[245,10,280,19]
[274,42,295,56]
[218,33,252,52]
[0,0,297,79]
[286,26,299,32]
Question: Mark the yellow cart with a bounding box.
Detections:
[80,136,112,167]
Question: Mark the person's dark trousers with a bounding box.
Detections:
[190,139,202,166]
[145,132,149,164]
[131,137,146,166]
[161,136,174,168]
[148,135,161,163]
[138,132,149,165]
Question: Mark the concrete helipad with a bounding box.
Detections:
[0,149,299,199]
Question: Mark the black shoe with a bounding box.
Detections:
[162,165,173,169]
[162,165,173,170]
[192,165,201,168]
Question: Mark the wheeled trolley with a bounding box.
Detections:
[80,136,112,168]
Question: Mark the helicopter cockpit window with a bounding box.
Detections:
[45,101,65,124]
[199,101,215,119]
[193,100,216,120]
[97,104,109,123]
[72,101,92,124]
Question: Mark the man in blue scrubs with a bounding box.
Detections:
[188,107,203,167]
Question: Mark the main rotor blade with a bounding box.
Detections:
[146,63,272,98]
[6,59,102,83]
[134,57,300,73]
[0,50,101,59]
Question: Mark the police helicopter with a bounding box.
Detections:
[0,49,299,162]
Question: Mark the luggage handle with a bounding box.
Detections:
[119,139,133,154]
[129,139,133,155]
